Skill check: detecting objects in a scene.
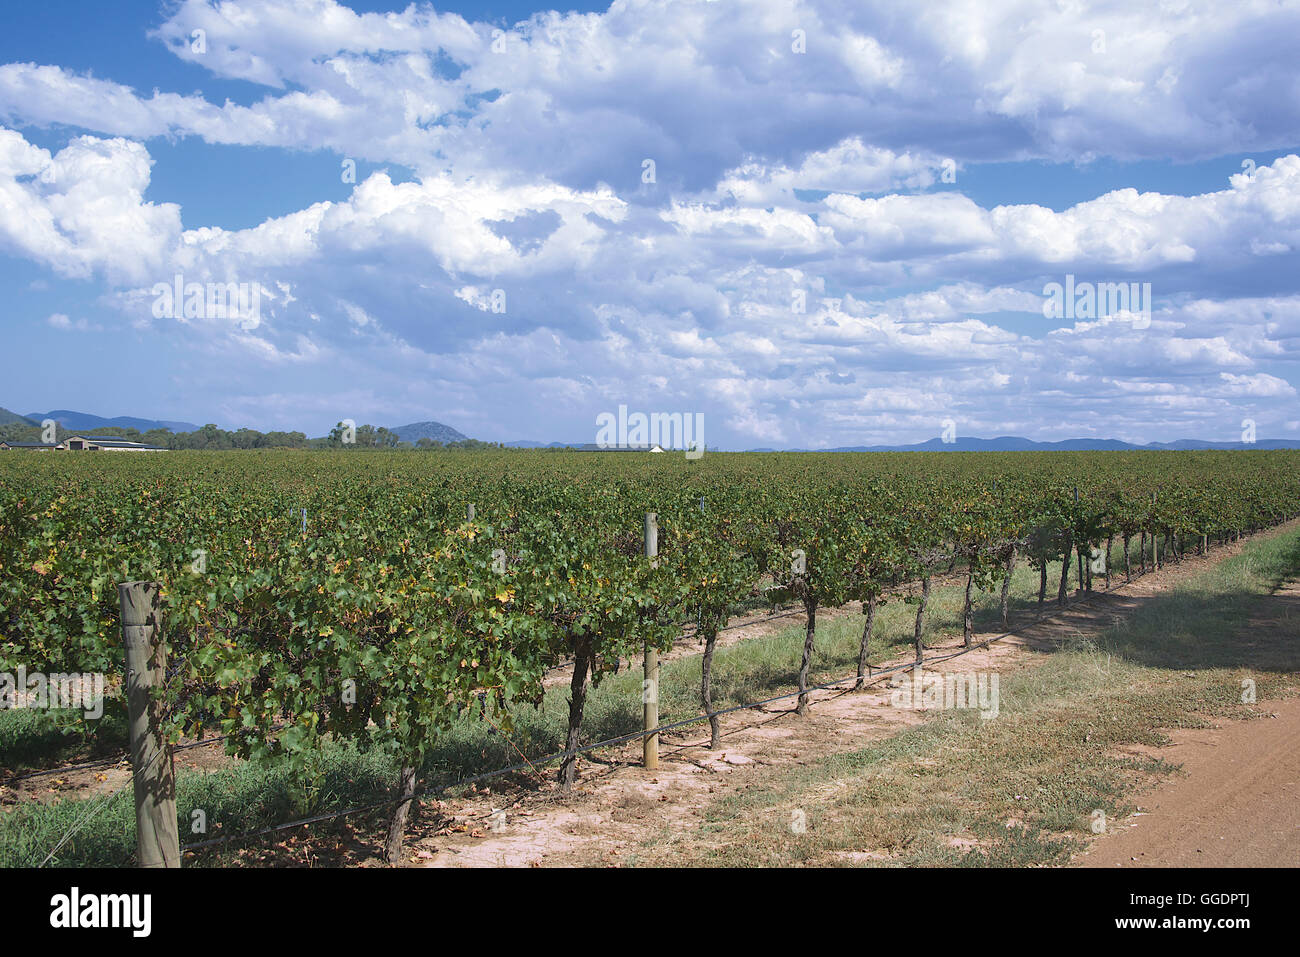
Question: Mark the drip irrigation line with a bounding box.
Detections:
[181,797,397,853]
[5,723,282,787]
[37,759,135,867]
[5,751,132,784]
[37,735,174,868]
[179,594,1075,854]
[35,722,288,864]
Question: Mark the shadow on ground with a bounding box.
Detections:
[1008,534,1300,673]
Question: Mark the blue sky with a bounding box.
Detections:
[2,0,1299,448]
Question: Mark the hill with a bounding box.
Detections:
[26,409,200,433]
[390,420,470,444]
[0,407,37,427]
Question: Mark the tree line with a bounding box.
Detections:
[0,420,507,451]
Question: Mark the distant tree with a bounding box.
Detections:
[327,422,352,447]
[0,423,42,444]
[170,424,234,450]
[85,426,143,441]
[262,430,307,449]
[0,418,473,451]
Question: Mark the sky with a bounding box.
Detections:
[2,0,1299,449]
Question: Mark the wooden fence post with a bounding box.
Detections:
[118,582,180,869]
[466,503,475,522]
[643,512,659,771]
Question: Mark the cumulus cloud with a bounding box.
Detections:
[0,130,181,284]
[2,0,1298,185]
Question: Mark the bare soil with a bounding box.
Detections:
[1079,579,1300,868]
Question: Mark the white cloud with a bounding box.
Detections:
[46,312,101,332]
[1217,372,1297,398]
[0,130,181,283]
[1,0,1297,184]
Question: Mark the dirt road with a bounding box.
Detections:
[1079,697,1300,867]
[1080,581,1300,869]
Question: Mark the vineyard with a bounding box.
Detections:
[3,448,1299,865]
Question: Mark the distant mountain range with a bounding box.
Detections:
[504,435,1300,451]
[507,435,1300,451]
[751,436,1300,452]
[25,409,200,433]
[389,420,470,444]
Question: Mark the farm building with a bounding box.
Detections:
[0,441,58,451]
[58,435,168,452]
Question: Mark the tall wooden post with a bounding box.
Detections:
[1151,491,1160,571]
[643,512,659,771]
[118,582,179,868]
[466,503,475,522]
[1074,487,1084,593]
